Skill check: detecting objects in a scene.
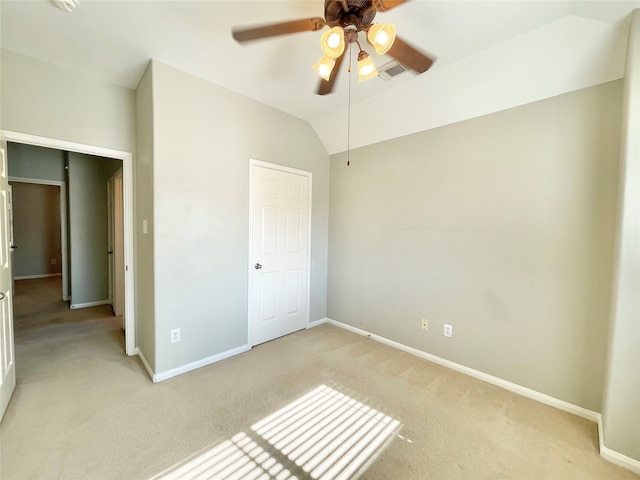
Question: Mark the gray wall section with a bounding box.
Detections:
[7,143,65,181]
[68,153,122,306]
[328,81,622,412]
[1,49,135,153]
[134,62,156,371]
[151,60,330,374]
[10,182,62,277]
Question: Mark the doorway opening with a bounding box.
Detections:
[1,131,135,355]
[9,178,68,300]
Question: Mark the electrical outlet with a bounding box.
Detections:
[170,328,181,344]
[421,319,428,331]
[51,259,57,265]
[444,324,453,338]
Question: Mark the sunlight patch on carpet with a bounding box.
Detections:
[152,384,401,480]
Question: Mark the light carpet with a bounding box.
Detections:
[0,277,636,479]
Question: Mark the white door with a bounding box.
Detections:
[8,185,14,294]
[113,169,124,318]
[107,169,124,320]
[250,163,310,346]
[107,175,114,307]
[0,141,16,421]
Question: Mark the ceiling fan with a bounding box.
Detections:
[231,0,435,95]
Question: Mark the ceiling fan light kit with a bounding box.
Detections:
[357,50,378,82]
[231,0,435,95]
[367,23,396,54]
[313,55,337,81]
[321,26,346,58]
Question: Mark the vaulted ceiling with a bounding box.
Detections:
[1,1,638,154]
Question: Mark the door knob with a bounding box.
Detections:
[10,245,17,250]
[0,292,5,300]
[254,263,262,270]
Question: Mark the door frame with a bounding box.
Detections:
[1,130,136,356]
[247,159,312,346]
[8,177,68,301]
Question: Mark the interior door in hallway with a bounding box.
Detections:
[250,163,310,346]
[0,141,16,422]
[107,168,124,319]
[112,169,124,318]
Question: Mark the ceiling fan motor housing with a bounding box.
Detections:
[324,0,376,31]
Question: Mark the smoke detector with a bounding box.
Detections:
[54,0,79,12]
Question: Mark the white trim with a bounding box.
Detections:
[597,414,605,458]
[153,344,251,383]
[597,415,640,475]
[327,318,640,474]
[14,273,62,280]
[9,176,69,301]
[600,444,640,475]
[2,130,136,355]
[307,318,328,329]
[250,159,312,178]
[9,176,63,186]
[247,159,312,347]
[326,318,600,422]
[135,347,155,382]
[70,299,111,309]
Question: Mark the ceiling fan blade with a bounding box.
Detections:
[316,50,346,96]
[386,36,435,73]
[372,0,410,12]
[232,17,326,43]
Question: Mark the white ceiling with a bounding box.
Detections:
[1,0,639,154]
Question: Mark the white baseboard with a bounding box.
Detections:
[14,273,62,280]
[153,344,251,383]
[597,416,640,475]
[135,347,155,382]
[70,300,111,309]
[327,318,599,422]
[600,446,640,475]
[326,318,640,474]
[307,317,328,329]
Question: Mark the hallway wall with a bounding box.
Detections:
[10,182,62,278]
[68,153,122,308]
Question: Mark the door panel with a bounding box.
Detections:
[260,272,278,322]
[262,206,278,255]
[285,269,301,315]
[251,164,310,346]
[107,169,125,319]
[0,141,16,422]
[286,208,302,252]
[107,176,114,306]
[113,170,124,318]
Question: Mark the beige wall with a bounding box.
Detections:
[328,81,622,411]
[150,61,330,375]
[10,182,62,278]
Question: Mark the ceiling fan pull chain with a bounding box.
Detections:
[347,44,352,167]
